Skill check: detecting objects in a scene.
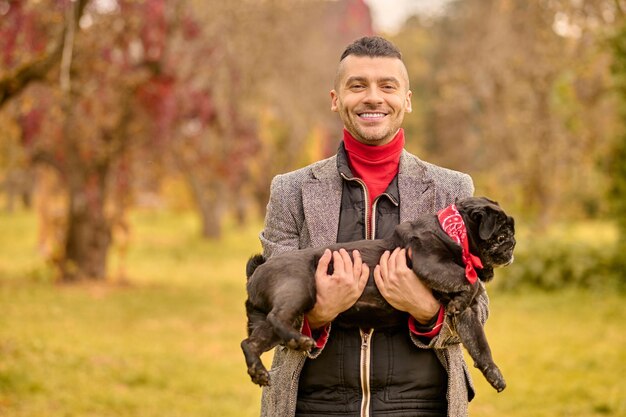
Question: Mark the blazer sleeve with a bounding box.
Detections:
[259,174,303,258]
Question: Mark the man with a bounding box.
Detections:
[259,36,487,417]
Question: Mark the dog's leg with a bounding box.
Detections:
[241,319,281,386]
[267,306,316,352]
[447,282,481,316]
[455,306,506,392]
[261,282,317,352]
[412,257,468,294]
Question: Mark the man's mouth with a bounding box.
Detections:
[358,112,387,120]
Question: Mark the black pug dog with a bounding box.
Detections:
[241,196,515,392]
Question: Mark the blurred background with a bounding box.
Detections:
[0,0,624,416]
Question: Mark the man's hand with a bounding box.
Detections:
[374,248,440,324]
[305,248,369,329]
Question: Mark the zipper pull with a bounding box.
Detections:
[361,328,373,349]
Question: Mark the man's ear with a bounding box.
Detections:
[405,89,412,113]
[330,90,339,112]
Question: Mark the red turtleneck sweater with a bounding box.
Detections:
[343,128,405,212]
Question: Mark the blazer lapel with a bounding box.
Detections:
[302,157,342,247]
[398,151,436,222]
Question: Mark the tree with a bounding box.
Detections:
[1,0,166,280]
[394,0,621,226]
[151,0,372,238]
[0,0,376,280]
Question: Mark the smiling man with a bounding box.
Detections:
[258,36,487,417]
[331,48,412,146]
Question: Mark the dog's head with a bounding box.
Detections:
[457,197,516,269]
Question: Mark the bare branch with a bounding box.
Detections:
[0,0,90,109]
[60,0,79,92]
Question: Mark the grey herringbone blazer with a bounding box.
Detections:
[259,150,487,417]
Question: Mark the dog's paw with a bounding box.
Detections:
[493,378,506,392]
[480,365,506,392]
[447,300,467,315]
[300,336,316,352]
[248,363,270,387]
[287,336,315,352]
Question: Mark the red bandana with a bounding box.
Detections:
[437,204,483,284]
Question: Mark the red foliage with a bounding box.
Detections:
[140,0,166,62]
[136,74,176,138]
[321,0,373,43]
[19,106,44,147]
[181,14,201,40]
[0,0,57,67]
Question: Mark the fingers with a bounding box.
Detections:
[331,248,352,276]
[352,249,363,277]
[317,249,369,294]
[396,248,407,269]
[373,264,384,292]
[379,250,390,279]
[354,250,369,291]
[388,247,398,270]
[316,249,332,276]
[358,262,369,291]
[340,248,352,274]
[352,249,362,268]
[387,247,410,272]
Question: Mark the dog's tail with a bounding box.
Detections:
[246,254,266,279]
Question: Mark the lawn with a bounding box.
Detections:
[0,210,624,417]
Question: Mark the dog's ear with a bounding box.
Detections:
[475,208,499,240]
[479,212,497,240]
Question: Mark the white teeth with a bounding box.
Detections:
[360,113,385,118]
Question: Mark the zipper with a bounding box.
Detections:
[371,197,379,240]
[359,328,374,417]
[340,172,399,240]
[371,192,398,240]
[340,173,371,239]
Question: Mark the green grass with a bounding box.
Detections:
[468,290,625,417]
[0,210,625,417]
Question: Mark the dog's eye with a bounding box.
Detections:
[496,234,507,243]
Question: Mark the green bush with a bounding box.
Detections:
[496,238,625,292]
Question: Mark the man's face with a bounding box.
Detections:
[331,55,412,146]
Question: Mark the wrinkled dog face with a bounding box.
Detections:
[483,217,515,267]
[471,205,516,268]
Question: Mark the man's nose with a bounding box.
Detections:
[363,87,384,104]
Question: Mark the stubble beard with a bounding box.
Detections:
[347,112,400,146]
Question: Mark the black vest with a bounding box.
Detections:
[295,145,448,417]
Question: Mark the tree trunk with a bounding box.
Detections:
[199,200,224,239]
[61,184,111,281]
[193,178,225,240]
[177,152,226,239]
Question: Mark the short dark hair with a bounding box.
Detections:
[340,36,402,61]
